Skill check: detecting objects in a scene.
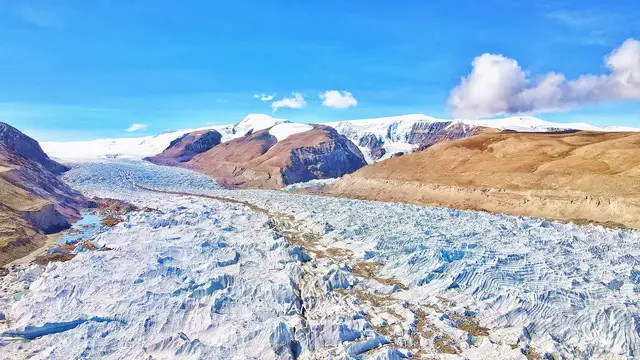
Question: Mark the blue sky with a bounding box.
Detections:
[0,0,639,141]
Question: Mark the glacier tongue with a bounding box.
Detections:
[1,161,639,359]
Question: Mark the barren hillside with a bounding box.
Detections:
[0,123,86,266]
[185,125,367,189]
[328,131,640,228]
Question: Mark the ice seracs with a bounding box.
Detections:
[2,161,639,359]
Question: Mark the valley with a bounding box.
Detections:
[3,4,640,359]
[1,115,640,359]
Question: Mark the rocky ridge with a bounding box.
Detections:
[0,122,69,174]
[0,122,86,266]
[144,130,222,165]
[327,116,496,162]
[186,125,367,189]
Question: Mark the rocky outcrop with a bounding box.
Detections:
[186,125,366,189]
[0,122,69,174]
[0,123,86,265]
[0,145,85,221]
[404,121,453,144]
[413,122,489,151]
[330,117,493,162]
[186,130,278,188]
[145,130,222,165]
[19,203,70,234]
[358,134,385,159]
[0,204,47,267]
[283,127,367,184]
[327,131,640,229]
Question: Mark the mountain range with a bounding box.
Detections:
[5,113,640,231]
[40,113,640,163]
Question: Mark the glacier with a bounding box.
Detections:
[1,161,639,359]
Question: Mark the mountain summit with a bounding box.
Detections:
[0,122,69,174]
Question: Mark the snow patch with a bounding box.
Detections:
[231,114,288,139]
[268,123,313,142]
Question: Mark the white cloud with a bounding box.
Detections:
[125,123,148,132]
[319,90,358,109]
[253,93,274,102]
[271,92,307,112]
[448,38,640,118]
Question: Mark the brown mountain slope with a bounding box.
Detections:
[0,123,86,266]
[0,122,69,174]
[145,129,222,165]
[186,125,366,189]
[327,131,640,228]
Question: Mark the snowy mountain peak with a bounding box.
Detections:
[232,114,288,137]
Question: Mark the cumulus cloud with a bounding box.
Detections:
[253,93,274,102]
[125,123,148,132]
[320,90,358,109]
[448,38,640,117]
[271,92,307,112]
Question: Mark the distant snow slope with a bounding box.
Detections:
[325,114,640,162]
[462,116,612,132]
[42,129,205,161]
[41,114,287,161]
[42,113,639,162]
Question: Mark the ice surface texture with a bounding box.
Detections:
[220,189,640,358]
[1,177,309,358]
[1,161,639,359]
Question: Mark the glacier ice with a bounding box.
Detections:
[1,160,639,359]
